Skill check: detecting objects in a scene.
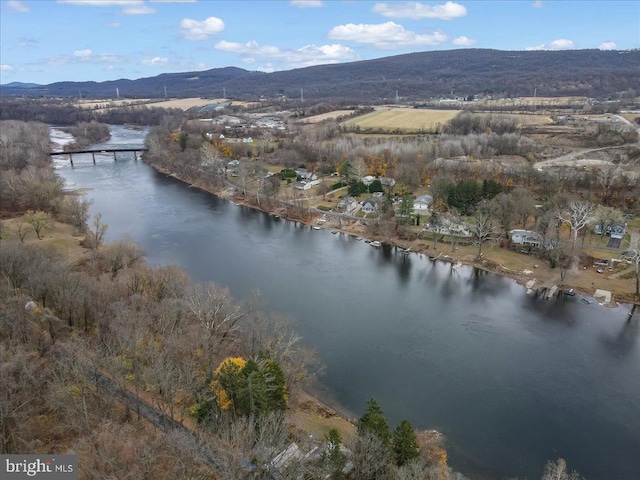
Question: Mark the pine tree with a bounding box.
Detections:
[357,397,391,446]
[392,419,420,466]
[322,428,347,479]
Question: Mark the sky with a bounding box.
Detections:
[1,0,639,85]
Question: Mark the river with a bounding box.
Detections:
[52,126,640,479]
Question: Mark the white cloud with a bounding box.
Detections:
[141,56,169,66]
[74,49,93,57]
[214,40,359,69]
[58,0,155,14]
[46,51,125,66]
[180,16,225,40]
[7,1,30,12]
[106,22,121,28]
[372,1,466,20]
[452,36,476,46]
[328,21,448,49]
[1,64,15,71]
[18,37,39,47]
[289,0,324,7]
[59,0,142,5]
[95,53,124,63]
[531,1,544,8]
[526,38,576,51]
[599,41,617,50]
[122,4,155,14]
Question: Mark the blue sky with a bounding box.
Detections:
[1,0,639,85]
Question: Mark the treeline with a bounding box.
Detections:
[443,111,519,135]
[62,121,111,148]
[0,120,92,225]
[0,98,181,126]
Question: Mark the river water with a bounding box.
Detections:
[52,126,640,479]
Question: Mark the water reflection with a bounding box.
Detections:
[602,315,639,358]
[53,126,640,480]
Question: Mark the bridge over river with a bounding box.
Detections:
[50,146,148,165]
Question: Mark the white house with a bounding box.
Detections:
[511,229,543,247]
[361,175,375,184]
[361,199,377,213]
[413,194,433,214]
[594,222,627,239]
[295,169,317,181]
[380,177,396,188]
[293,181,312,190]
[338,196,358,213]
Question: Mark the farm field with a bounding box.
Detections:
[342,108,460,132]
[298,110,355,123]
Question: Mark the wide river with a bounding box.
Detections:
[53,126,640,479]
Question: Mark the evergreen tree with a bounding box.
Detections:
[236,358,268,416]
[392,419,420,466]
[357,397,391,446]
[261,356,288,412]
[322,428,347,479]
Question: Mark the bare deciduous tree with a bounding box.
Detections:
[186,283,243,343]
[557,201,595,251]
[472,207,497,259]
[541,458,581,480]
[23,210,53,240]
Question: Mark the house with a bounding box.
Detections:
[271,443,304,473]
[380,177,396,188]
[293,181,312,190]
[594,222,627,239]
[295,169,317,181]
[511,229,543,247]
[242,137,253,143]
[227,160,240,167]
[337,196,358,213]
[361,175,375,185]
[413,194,433,214]
[361,199,377,213]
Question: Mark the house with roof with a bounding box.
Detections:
[337,196,358,213]
[295,169,317,181]
[293,181,312,190]
[361,199,377,214]
[413,194,433,214]
[380,177,396,188]
[594,222,627,239]
[511,229,544,248]
[361,175,376,185]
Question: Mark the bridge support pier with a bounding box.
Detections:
[134,151,138,161]
[69,153,73,166]
[92,152,96,164]
[113,151,117,161]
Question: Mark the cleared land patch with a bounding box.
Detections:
[298,110,355,124]
[343,108,459,132]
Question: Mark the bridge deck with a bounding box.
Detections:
[50,147,148,156]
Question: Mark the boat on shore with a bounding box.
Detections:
[370,240,381,247]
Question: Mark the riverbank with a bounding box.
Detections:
[148,162,638,307]
[1,211,453,467]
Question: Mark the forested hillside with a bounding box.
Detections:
[2,49,638,101]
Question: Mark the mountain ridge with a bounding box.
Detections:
[2,49,638,101]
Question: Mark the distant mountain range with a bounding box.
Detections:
[1,49,639,102]
[1,82,42,89]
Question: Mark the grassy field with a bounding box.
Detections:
[342,108,460,133]
[298,110,355,124]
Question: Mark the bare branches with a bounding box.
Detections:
[185,283,243,342]
[556,200,595,246]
